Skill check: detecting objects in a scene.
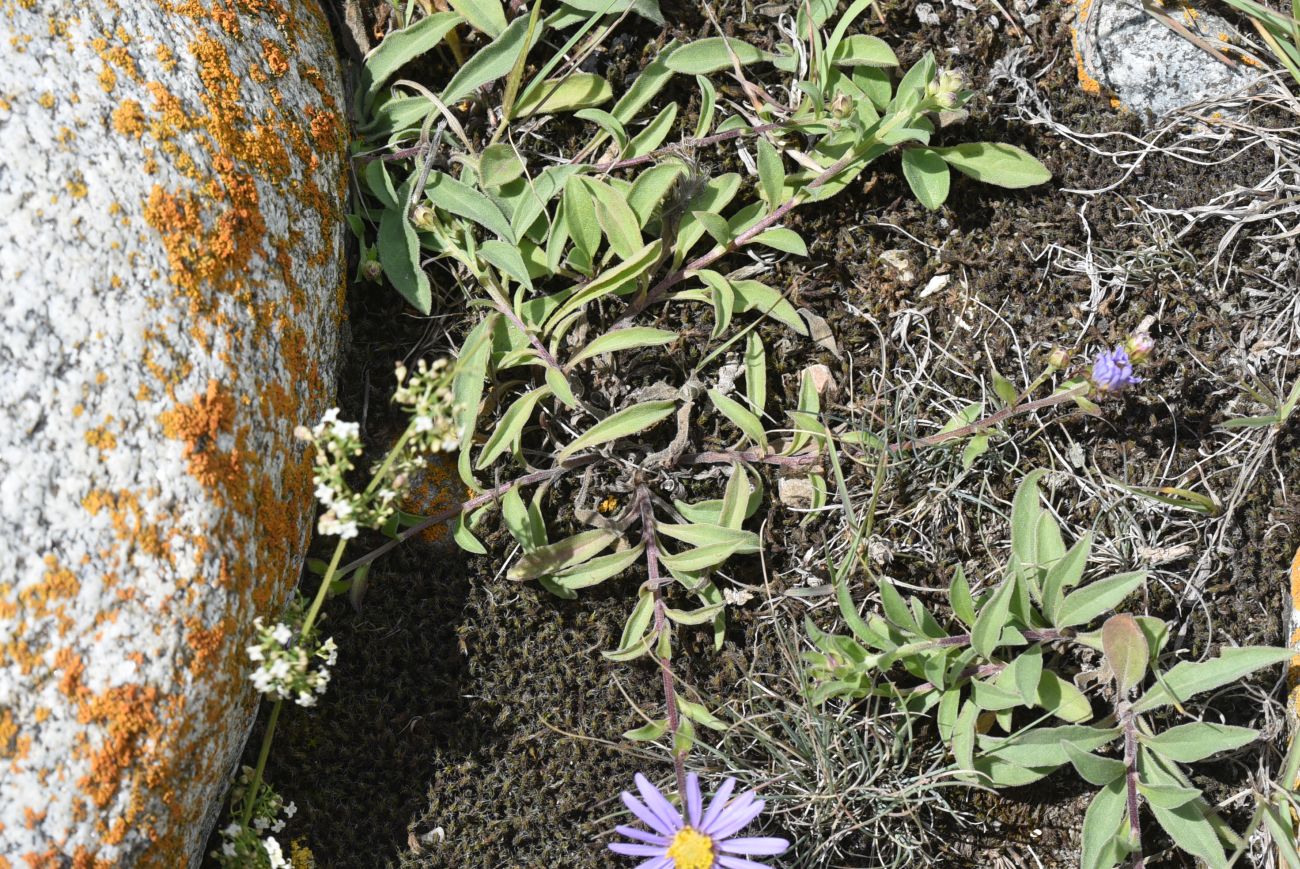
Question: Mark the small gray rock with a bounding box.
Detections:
[1076,0,1263,117]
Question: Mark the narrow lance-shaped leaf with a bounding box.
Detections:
[971,576,1015,657]
[1054,571,1146,628]
[442,13,542,105]
[1132,646,1295,713]
[1138,722,1259,764]
[567,327,676,367]
[557,400,677,458]
[361,12,463,107]
[507,528,619,580]
[931,143,1052,189]
[664,36,769,74]
[708,388,769,453]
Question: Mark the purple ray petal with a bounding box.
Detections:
[699,776,737,831]
[685,772,703,828]
[717,856,776,869]
[622,791,676,837]
[708,797,766,840]
[609,842,668,857]
[718,836,790,856]
[614,825,670,846]
[633,858,674,869]
[635,773,683,834]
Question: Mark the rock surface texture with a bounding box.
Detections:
[1074,0,1264,117]
[0,1,345,864]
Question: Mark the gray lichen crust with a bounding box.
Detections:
[0,0,346,863]
[1075,0,1264,118]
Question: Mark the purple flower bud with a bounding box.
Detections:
[1090,346,1142,394]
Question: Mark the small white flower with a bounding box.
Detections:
[247,645,264,662]
[222,842,237,857]
[263,836,288,868]
[284,802,297,818]
[271,623,292,646]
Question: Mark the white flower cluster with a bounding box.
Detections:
[296,407,368,539]
[247,616,338,708]
[393,357,461,454]
[295,359,459,541]
[212,768,298,868]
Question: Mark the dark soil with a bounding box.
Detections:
[232,0,1300,867]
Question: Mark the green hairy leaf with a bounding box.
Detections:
[1132,646,1295,714]
[442,14,542,105]
[1054,571,1145,628]
[932,143,1052,189]
[361,12,463,107]
[708,388,769,452]
[1139,722,1259,763]
[557,399,677,458]
[568,327,676,367]
[665,37,768,74]
[508,528,619,580]
[448,0,506,36]
[377,197,431,313]
[901,147,950,210]
[1101,613,1149,695]
[514,73,613,116]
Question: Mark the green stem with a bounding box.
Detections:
[239,699,283,827]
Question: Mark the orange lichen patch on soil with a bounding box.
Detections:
[159,379,242,494]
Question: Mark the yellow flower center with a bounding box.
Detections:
[666,827,715,869]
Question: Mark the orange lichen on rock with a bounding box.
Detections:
[110,99,144,137]
[159,379,241,494]
[76,684,160,810]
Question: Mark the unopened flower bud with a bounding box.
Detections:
[1047,348,1071,370]
[361,259,383,282]
[411,205,437,231]
[1124,332,1154,364]
[829,92,852,118]
[293,425,312,441]
[927,70,965,110]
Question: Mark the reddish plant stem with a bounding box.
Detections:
[637,486,687,798]
[589,122,789,173]
[614,146,865,328]
[334,458,594,577]
[1122,705,1146,868]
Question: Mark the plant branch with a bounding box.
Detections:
[637,486,687,797]
[335,457,596,577]
[1121,704,1146,868]
[614,146,868,327]
[590,122,789,173]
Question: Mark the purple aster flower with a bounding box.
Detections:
[1090,346,1142,394]
[608,772,789,869]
